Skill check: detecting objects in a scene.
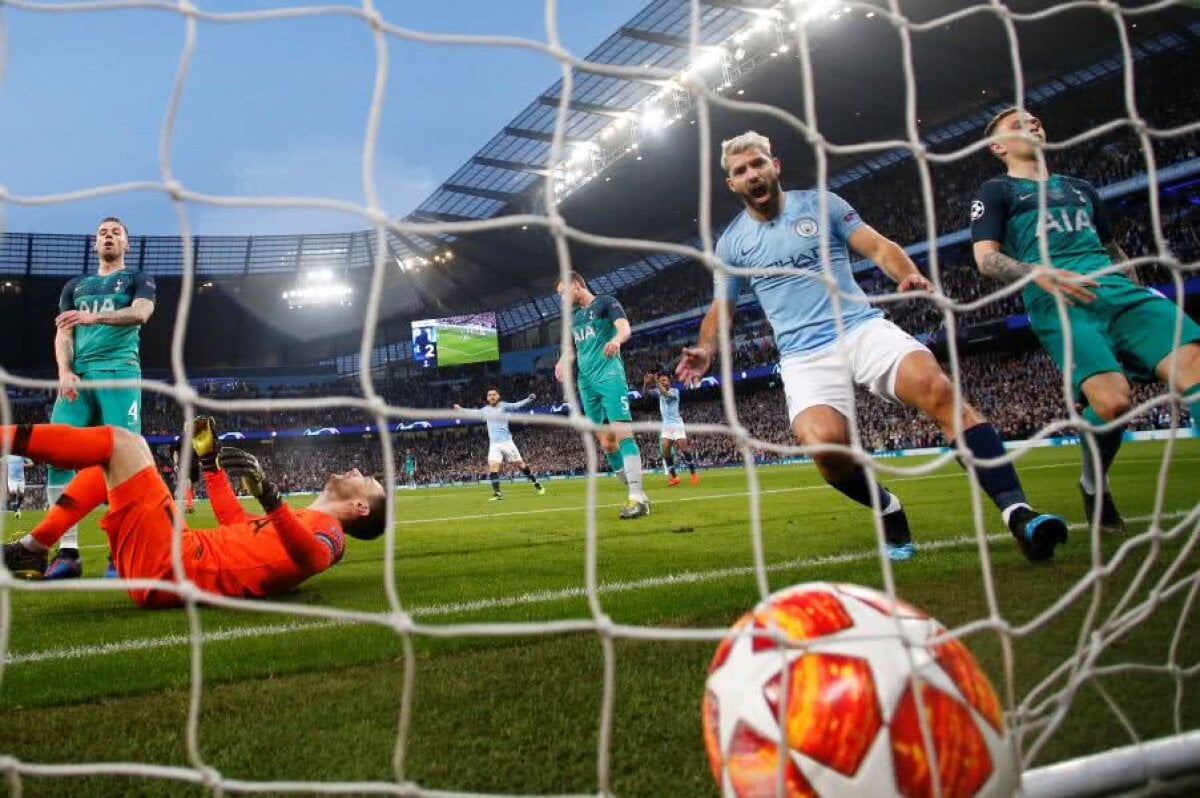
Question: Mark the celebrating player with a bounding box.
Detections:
[453,388,546,500]
[42,216,157,579]
[971,109,1200,533]
[642,373,699,486]
[2,419,387,606]
[4,454,33,519]
[678,130,1068,562]
[555,272,650,519]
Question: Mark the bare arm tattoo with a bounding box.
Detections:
[978,250,1035,284]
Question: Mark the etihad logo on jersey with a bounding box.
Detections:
[1040,208,1094,235]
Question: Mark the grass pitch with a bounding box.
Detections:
[436,324,499,366]
[1,440,1198,796]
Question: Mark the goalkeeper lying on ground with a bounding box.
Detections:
[3,419,387,607]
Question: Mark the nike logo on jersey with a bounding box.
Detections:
[1018,192,1037,202]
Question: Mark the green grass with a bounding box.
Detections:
[1,441,1198,796]
[437,324,499,366]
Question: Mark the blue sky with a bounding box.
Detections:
[0,0,647,235]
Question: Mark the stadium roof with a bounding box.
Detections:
[3,0,1196,347]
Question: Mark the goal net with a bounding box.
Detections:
[1,0,1198,796]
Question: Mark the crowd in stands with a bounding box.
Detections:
[8,340,1192,497]
[224,345,1191,491]
[836,52,1199,247]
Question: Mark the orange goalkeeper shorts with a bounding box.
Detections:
[99,465,203,609]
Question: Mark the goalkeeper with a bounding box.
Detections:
[2,419,387,608]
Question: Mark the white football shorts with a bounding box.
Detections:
[779,317,930,423]
[660,425,687,441]
[487,441,523,464]
[7,480,25,494]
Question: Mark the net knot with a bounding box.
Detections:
[592,612,616,637]
[164,178,186,202]
[388,609,415,635]
[195,765,224,790]
[360,4,385,30]
[173,383,199,406]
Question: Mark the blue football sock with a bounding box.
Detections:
[829,466,898,513]
[958,423,1026,512]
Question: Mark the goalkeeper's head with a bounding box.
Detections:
[320,469,388,540]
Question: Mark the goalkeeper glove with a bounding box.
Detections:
[192,416,220,472]
[217,446,283,513]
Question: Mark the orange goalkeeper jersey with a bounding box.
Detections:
[191,469,346,598]
[102,466,347,608]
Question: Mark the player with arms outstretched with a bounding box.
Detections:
[642,373,698,486]
[453,388,546,500]
[555,272,650,519]
[42,217,157,579]
[971,109,1200,532]
[2,418,387,606]
[4,455,33,519]
[678,131,1067,562]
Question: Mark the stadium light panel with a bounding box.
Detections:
[691,48,724,73]
[800,0,838,21]
[641,106,666,131]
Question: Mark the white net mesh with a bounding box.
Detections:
[1,0,1198,795]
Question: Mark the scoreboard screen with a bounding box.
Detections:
[411,312,500,368]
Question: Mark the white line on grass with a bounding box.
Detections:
[5,510,1189,666]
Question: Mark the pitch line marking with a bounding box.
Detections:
[4,510,1190,666]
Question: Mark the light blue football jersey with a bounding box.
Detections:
[6,455,26,483]
[657,388,684,427]
[714,190,881,357]
[479,397,534,444]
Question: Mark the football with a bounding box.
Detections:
[703,582,1017,797]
